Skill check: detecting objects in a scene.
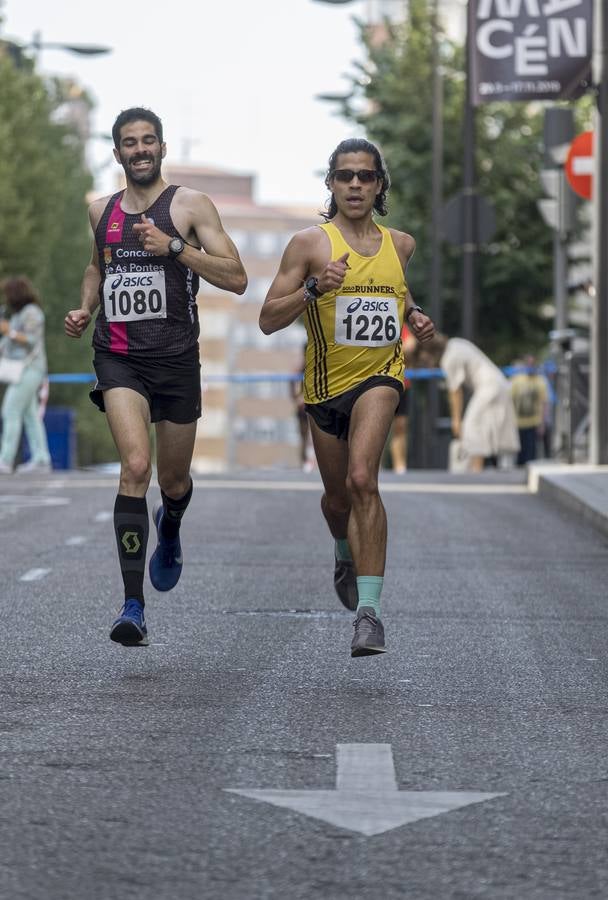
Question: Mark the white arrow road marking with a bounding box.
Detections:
[227,743,506,837]
[19,568,51,582]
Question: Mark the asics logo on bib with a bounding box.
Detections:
[110,274,155,289]
[347,298,390,314]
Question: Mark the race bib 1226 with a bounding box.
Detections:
[334,295,399,347]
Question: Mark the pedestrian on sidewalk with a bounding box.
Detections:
[65,107,247,647]
[0,276,52,475]
[259,138,435,657]
[510,355,549,465]
[409,333,520,472]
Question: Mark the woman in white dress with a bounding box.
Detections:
[407,333,520,472]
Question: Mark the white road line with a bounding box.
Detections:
[194,480,528,495]
[94,511,113,522]
[19,568,51,582]
[65,536,87,546]
[0,496,70,507]
[3,479,529,495]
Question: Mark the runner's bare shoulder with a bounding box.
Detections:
[172,186,217,219]
[388,229,416,266]
[288,224,330,264]
[88,194,112,231]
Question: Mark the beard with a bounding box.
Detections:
[122,152,162,186]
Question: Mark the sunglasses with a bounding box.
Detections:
[331,168,380,184]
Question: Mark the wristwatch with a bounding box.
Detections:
[303,275,321,303]
[168,236,185,258]
[405,304,424,323]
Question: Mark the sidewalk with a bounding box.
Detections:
[528,461,608,539]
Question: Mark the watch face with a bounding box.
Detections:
[306,277,317,290]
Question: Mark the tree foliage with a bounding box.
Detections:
[0,40,116,463]
[330,0,568,364]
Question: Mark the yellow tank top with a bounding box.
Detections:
[304,221,407,403]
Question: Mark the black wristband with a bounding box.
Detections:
[304,276,321,299]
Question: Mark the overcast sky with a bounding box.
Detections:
[3,0,371,208]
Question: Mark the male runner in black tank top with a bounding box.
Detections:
[65,107,247,647]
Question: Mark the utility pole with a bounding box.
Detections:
[462,1,477,341]
[430,0,443,330]
[590,0,608,463]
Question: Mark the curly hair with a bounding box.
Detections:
[1,276,40,312]
[321,138,390,221]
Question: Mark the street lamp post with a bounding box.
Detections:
[29,30,112,59]
[3,32,112,67]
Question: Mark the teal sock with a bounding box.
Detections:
[335,538,352,561]
[356,576,383,617]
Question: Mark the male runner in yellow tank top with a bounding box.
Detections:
[260,138,435,656]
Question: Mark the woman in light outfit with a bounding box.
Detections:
[0,277,51,473]
[408,332,520,472]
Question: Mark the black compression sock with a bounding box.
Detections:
[114,494,149,604]
[160,478,193,540]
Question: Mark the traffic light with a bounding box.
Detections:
[538,107,578,239]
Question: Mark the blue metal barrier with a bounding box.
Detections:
[48,363,556,385]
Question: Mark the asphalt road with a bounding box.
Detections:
[0,468,606,900]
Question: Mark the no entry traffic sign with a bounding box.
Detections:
[565,131,594,201]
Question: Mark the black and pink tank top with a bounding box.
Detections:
[93,185,200,358]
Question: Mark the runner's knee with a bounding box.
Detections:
[121,452,152,489]
[321,491,350,520]
[346,464,378,499]
[158,472,191,499]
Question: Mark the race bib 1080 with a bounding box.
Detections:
[103,271,167,323]
[334,295,399,347]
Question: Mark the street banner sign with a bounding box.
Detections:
[565,130,594,200]
[469,0,593,105]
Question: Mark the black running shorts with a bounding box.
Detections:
[90,349,201,424]
[395,386,410,417]
[305,375,402,441]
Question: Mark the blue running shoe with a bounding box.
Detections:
[148,503,183,592]
[110,598,148,647]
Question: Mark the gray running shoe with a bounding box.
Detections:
[351,606,387,657]
[334,554,358,611]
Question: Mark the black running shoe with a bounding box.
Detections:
[351,606,386,657]
[110,599,148,647]
[334,554,358,611]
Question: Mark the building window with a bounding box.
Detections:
[232,416,298,444]
[253,231,279,257]
[230,230,249,255]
